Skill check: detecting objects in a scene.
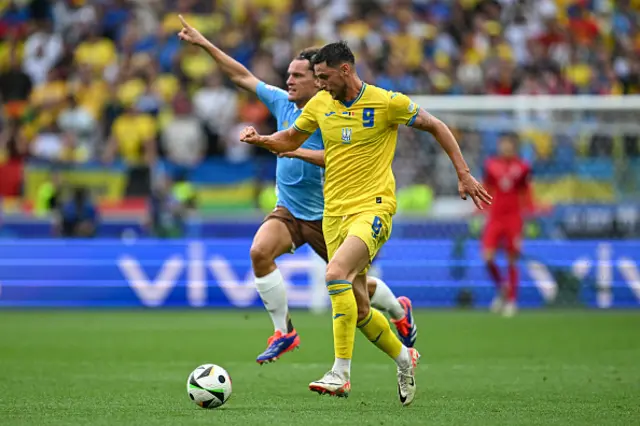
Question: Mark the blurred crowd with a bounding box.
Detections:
[0,0,638,175]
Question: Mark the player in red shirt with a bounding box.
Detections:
[482,133,533,317]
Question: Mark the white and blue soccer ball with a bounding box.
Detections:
[187,364,232,409]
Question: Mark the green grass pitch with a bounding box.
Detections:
[0,310,639,425]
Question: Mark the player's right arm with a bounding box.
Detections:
[240,126,309,153]
[178,15,259,93]
[241,89,320,153]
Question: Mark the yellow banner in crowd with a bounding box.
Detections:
[195,181,257,211]
[533,177,615,204]
[24,167,127,202]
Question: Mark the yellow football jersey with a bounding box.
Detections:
[293,83,420,216]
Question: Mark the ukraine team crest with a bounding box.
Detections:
[341,127,352,144]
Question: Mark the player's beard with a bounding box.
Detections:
[334,82,347,102]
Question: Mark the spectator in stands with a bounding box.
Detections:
[193,71,237,157]
[0,122,26,198]
[52,0,97,43]
[0,120,27,161]
[0,51,32,122]
[375,59,419,94]
[22,21,63,86]
[146,174,194,238]
[161,86,205,166]
[68,64,107,120]
[57,94,97,162]
[0,1,30,39]
[56,186,98,238]
[135,75,163,117]
[73,26,117,75]
[100,0,131,42]
[387,8,424,71]
[30,121,65,162]
[28,67,68,126]
[103,104,157,166]
[34,171,63,218]
[155,25,182,73]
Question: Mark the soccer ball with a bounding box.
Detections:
[187,364,232,409]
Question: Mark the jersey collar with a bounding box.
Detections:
[339,83,366,108]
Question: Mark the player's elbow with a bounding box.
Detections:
[426,115,447,135]
[286,129,307,151]
[413,110,446,134]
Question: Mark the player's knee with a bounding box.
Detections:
[325,259,354,284]
[357,301,370,322]
[250,243,275,275]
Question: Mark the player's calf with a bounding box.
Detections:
[503,254,520,317]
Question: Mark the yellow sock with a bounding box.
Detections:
[327,280,358,360]
[357,308,403,359]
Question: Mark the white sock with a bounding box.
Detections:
[254,268,288,333]
[394,345,411,369]
[370,277,405,320]
[332,357,351,379]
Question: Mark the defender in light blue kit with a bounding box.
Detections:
[178,15,417,365]
[256,81,324,222]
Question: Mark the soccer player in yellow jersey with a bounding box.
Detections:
[177,16,417,365]
[241,41,491,406]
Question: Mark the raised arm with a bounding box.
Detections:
[240,126,309,153]
[178,15,259,93]
[279,148,325,167]
[410,108,492,209]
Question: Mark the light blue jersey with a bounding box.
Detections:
[256,82,324,221]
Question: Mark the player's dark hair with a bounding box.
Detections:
[311,41,355,68]
[501,132,520,144]
[296,48,320,70]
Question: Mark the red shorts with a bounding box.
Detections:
[482,218,523,254]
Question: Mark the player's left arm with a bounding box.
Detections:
[404,104,492,209]
[279,148,325,167]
